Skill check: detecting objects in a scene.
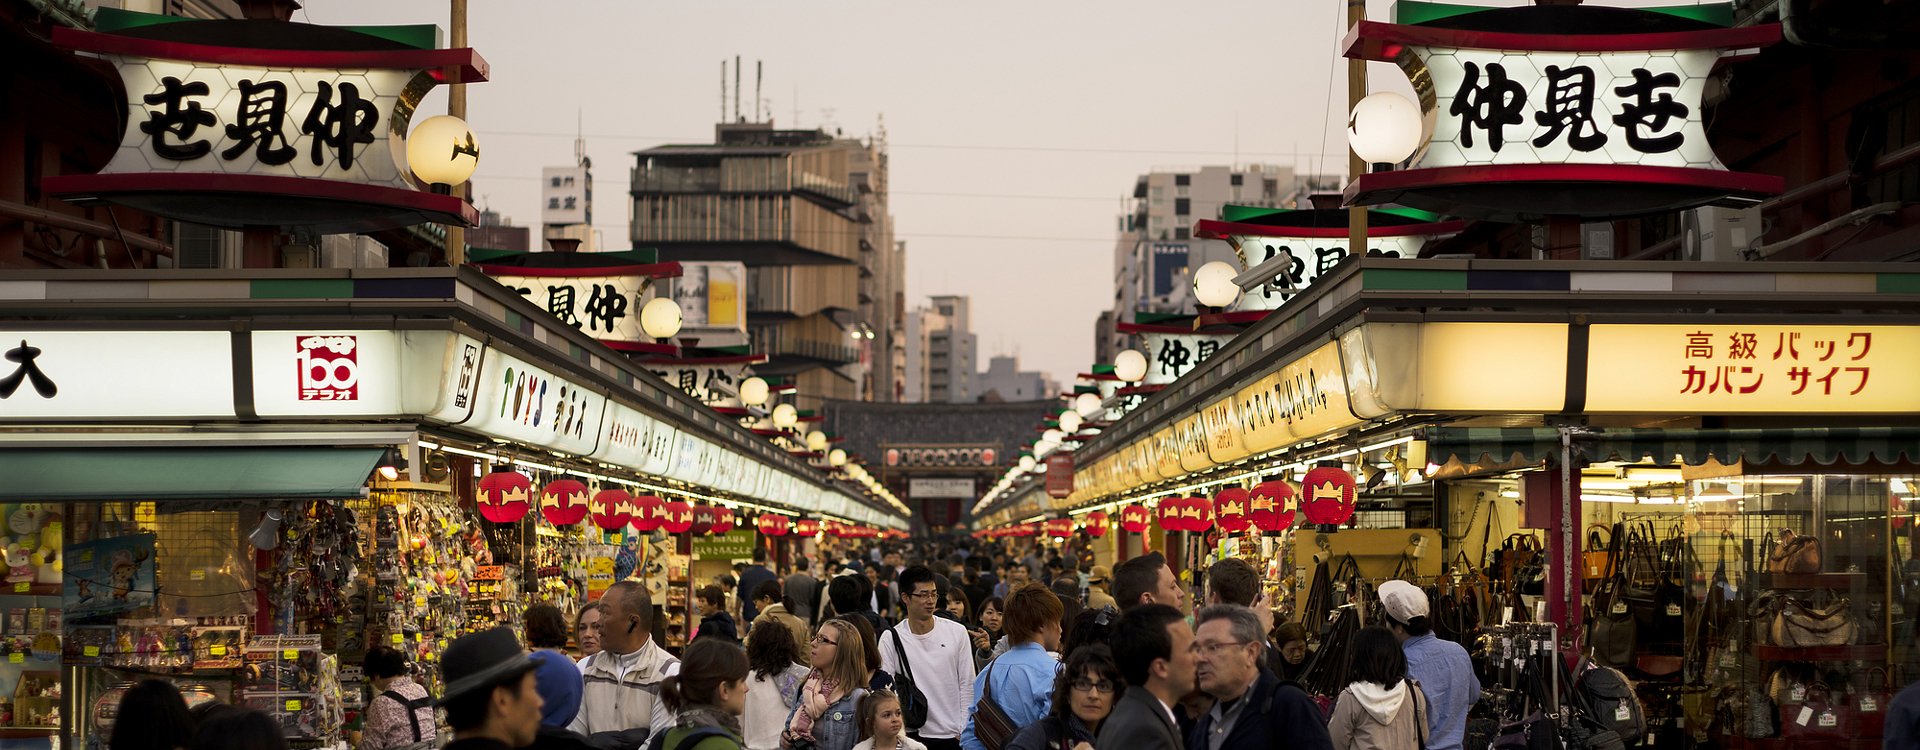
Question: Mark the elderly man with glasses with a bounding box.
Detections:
[1186,604,1333,750]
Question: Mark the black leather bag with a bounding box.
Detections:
[887,629,931,730]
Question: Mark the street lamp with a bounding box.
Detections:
[1058,410,1082,434]
[406,115,480,195]
[829,449,848,467]
[640,297,683,340]
[739,377,770,406]
[806,430,828,452]
[771,403,798,429]
[1348,92,1424,171]
[1018,455,1035,472]
[1074,392,1101,416]
[1115,350,1148,382]
[1193,261,1243,307]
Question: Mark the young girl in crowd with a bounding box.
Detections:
[850,691,924,750]
[658,638,753,750]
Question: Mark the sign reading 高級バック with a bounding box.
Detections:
[97,58,426,188]
[1418,49,1721,171]
[1586,325,1920,413]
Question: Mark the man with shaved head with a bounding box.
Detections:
[569,580,681,743]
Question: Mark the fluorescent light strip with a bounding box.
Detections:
[421,440,875,526]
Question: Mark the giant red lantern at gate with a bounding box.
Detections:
[1046,517,1074,538]
[477,469,533,523]
[661,500,694,533]
[1119,504,1149,533]
[1302,465,1359,526]
[1214,487,1251,533]
[590,488,633,530]
[1248,481,1297,535]
[1085,511,1109,537]
[630,494,664,532]
[540,479,591,526]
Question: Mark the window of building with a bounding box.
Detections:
[1174,174,1190,186]
[1232,187,1242,201]
[1175,228,1190,240]
[1175,198,1190,215]
[1177,186,1189,198]
[1151,186,1163,205]
[1231,174,1244,186]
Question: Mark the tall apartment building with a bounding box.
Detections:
[977,356,1056,402]
[902,295,979,403]
[630,121,903,403]
[1111,165,1341,318]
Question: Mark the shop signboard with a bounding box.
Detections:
[691,529,755,560]
[46,21,485,232]
[1143,333,1225,385]
[1194,212,1462,310]
[1585,324,1920,413]
[646,362,755,406]
[0,331,233,420]
[464,348,606,457]
[910,478,975,498]
[1236,341,1359,453]
[249,330,416,418]
[672,262,747,332]
[490,272,655,343]
[1177,414,1213,474]
[1343,322,1568,414]
[1341,15,1782,219]
[884,445,1001,468]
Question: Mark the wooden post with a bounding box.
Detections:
[446,0,468,266]
[1347,0,1368,259]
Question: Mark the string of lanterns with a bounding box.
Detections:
[476,466,903,538]
[978,462,1361,538]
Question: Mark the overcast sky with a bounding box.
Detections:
[306,0,1514,386]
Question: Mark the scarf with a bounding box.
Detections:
[677,704,743,740]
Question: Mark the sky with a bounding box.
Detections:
[305,0,1430,385]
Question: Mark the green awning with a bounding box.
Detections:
[1424,426,1920,468]
[0,448,384,502]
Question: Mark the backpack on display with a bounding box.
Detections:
[1577,667,1646,745]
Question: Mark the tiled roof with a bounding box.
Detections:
[819,398,1060,469]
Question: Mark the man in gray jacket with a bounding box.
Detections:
[570,581,680,743]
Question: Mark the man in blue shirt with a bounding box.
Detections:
[961,582,1063,750]
[1379,580,1479,750]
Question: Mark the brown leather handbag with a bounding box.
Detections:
[1768,529,1821,574]
[1772,598,1858,647]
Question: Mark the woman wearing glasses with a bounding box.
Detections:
[1003,646,1123,750]
[783,618,870,750]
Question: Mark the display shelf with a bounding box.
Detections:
[1755,572,1870,589]
[0,727,57,738]
[1722,737,1881,750]
[1753,644,1886,661]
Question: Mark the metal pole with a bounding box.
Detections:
[446,0,467,266]
[1346,0,1368,259]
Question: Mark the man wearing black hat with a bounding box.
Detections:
[441,626,545,750]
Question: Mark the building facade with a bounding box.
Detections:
[976,355,1056,403]
[631,121,903,404]
[901,295,979,403]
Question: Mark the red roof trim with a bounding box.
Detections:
[599,341,681,355]
[1116,321,1240,335]
[1192,218,1468,241]
[1343,163,1784,206]
[52,27,490,82]
[642,355,768,365]
[1342,19,1781,60]
[42,172,475,226]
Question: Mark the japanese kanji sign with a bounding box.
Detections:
[1231,234,1430,310]
[493,274,652,342]
[1418,48,1721,171]
[1142,332,1229,385]
[93,58,424,188]
[646,363,753,406]
[1586,325,1920,413]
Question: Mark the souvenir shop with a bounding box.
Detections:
[974,257,1920,750]
[0,266,905,750]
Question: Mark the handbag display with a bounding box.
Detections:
[1771,598,1859,648]
[1779,682,1852,740]
[1851,668,1893,737]
[1583,525,1612,582]
[1768,529,1821,574]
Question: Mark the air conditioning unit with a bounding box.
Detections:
[1689,206,1763,261]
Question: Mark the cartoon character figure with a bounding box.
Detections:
[3,545,31,584]
[74,579,93,604]
[108,546,150,602]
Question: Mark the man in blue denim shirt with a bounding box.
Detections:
[1380,580,1479,750]
[962,583,1064,750]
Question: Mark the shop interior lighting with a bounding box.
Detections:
[376,447,408,481]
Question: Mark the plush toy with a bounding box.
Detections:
[3,545,31,583]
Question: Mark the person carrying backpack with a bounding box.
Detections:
[652,639,754,750]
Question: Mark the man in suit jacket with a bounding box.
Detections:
[1096,604,1197,750]
[1186,605,1331,750]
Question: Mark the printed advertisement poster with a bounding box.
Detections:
[66,533,157,617]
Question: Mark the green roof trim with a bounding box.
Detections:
[1091,364,1116,375]
[1393,1,1495,25]
[1642,4,1732,27]
[339,24,442,50]
[1363,268,1467,291]
[93,8,191,32]
[1134,312,1191,325]
[1879,274,1920,294]
[92,10,443,48]
[1221,205,1289,223]
[1219,204,1448,225]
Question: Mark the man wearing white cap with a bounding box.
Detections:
[1377,580,1478,750]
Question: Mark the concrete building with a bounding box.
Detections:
[468,209,529,254]
[902,295,979,403]
[977,355,1056,403]
[630,121,902,403]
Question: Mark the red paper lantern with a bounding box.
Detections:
[476,470,533,523]
[1085,511,1109,537]
[759,513,789,536]
[1183,496,1214,532]
[630,495,664,532]
[1302,465,1359,526]
[1156,498,1182,530]
[712,507,735,534]
[1046,517,1074,538]
[690,504,717,535]
[1214,487,1252,533]
[540,479,590,526]
[794,518,819,537]
[1119,504,1150,533]
[590,488,634,530]
[661,500,694,533]
[1248,481,1297,534]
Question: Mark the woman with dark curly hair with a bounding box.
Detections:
[1002,645,1124,750]
[744,619,812,750]
[523,604,570,651]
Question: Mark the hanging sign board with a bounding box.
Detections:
[1586,324,1920,413]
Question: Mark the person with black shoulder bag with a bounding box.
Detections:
[881,567,979,750]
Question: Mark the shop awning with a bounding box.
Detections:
[1424,426,1920,468]
[0,447,384,502]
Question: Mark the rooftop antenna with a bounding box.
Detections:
[574,109,585,167]
[734,54,742,123]
[720,59,727,122]
[755,60,763,123]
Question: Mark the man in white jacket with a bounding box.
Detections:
[570,581,680,743]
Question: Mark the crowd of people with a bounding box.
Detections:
[112,539,1479,750]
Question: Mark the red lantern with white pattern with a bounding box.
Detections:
[1248,481,1297,535]
[1085,511,1110,537]
[590,488,633,530]
[1301,465,1359,526]
[1214,487,1252,533]
[1119,504,1150,533]
[477,470,533,523]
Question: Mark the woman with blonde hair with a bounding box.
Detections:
[782,618,870,750]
